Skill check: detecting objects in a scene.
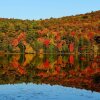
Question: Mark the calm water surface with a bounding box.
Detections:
[0,54,100,100]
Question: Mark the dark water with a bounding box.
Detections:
[0,54,100,100]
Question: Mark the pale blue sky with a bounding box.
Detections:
[0,0,100,20]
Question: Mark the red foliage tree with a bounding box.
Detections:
[69,55,74,65]
[69,43,74,52]
[71,31,75,37]
[43,39,50,47]
[12,39,19,47]
[43,59,50,68]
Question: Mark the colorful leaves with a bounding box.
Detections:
[10,57,26,75]
[12,39,19,47]
[10,29,98,54]
[57,56,63,65]
[17,32,25,41]
[71,31,75,37]
[37,29,48,36]
[57,42,62,50]
[69,70,76,76]
[37,72,48,78]
[0,11,100,54]
[69,55,74,65]
[17,66,26,75]
[37,37,44,43]
[82,66,94,77]
[55,34,61,41]
[88,32,94,40]
[80,57,86,61]
[69,43,74,52]
[43,59,50,68]
[55,66,61,72]
[12,32,26,47]
[43,39,50,47]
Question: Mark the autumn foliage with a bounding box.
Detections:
[0,54,100,92]
[0,11,99,53]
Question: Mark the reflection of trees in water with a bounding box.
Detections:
[0,54,100,92]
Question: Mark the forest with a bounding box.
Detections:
[0,10,100,54]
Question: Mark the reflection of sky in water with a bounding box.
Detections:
[0,83,100,100]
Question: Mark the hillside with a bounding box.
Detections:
[0,11,100,53]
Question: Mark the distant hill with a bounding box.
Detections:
[0,11,100,53]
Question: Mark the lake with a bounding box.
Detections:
[0,54,100,100]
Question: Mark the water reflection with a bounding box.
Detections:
[0,54,100,92]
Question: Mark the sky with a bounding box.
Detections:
[0,0,100,20]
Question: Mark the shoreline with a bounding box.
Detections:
[0,52,99,55]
